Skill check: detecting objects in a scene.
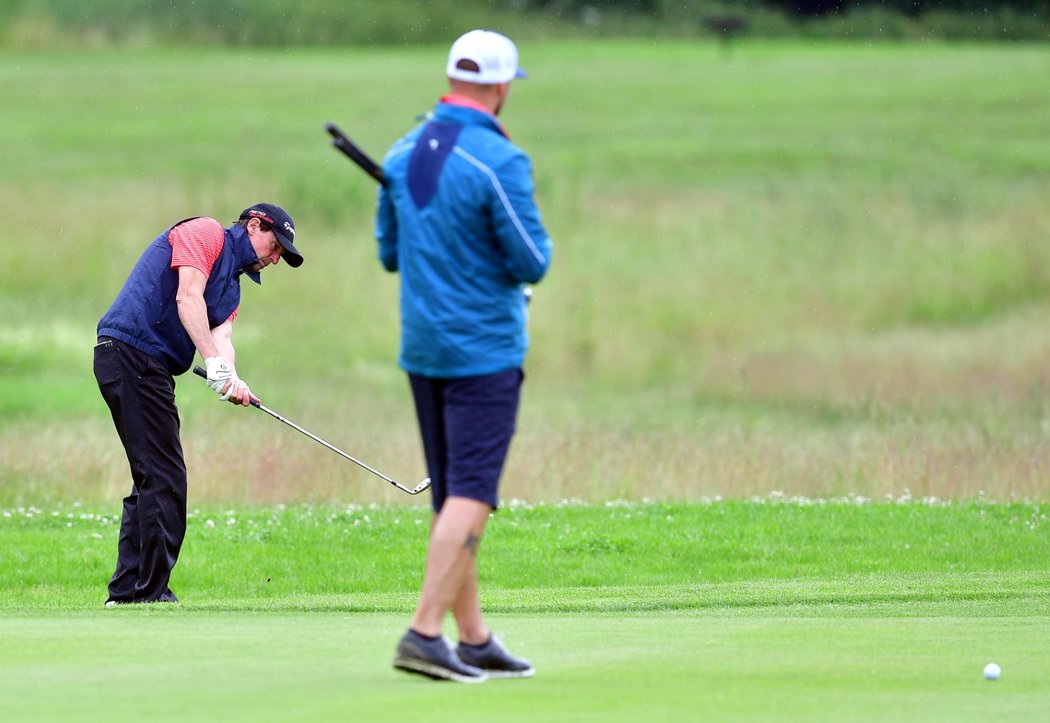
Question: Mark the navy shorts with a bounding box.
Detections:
[408,368,523,512]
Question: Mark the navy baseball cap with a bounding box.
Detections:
[239,203,303,268]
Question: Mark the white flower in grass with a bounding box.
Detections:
[205,519,215,529]
[226,518,236,526]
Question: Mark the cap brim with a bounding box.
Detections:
[275,230,303,268]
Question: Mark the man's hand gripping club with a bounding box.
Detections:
[204,355,256,407]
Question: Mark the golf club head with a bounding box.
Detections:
[412,478,432,495]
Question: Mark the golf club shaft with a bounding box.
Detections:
[325,122,387,186]
[192,367,428,495]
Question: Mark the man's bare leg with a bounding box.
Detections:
[452,557,489,645]
[450,553,535,677]
[396,495,534,679]
[410,496,491,637]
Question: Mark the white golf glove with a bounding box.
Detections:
[204,356,234,397]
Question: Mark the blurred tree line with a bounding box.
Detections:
[1,0,1045,47]
[533,0,1047,14]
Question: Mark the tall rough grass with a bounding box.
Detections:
[2,42,1049,504]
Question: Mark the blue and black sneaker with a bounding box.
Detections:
[393,629,487,683]
[456,634,534,679]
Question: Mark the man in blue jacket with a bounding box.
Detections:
[95,203,302,605]
[376,30,553,683]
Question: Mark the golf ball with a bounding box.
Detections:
[983,663,1001,680]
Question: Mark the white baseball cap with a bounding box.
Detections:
[446,29,527,85]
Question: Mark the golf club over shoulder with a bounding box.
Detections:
[324,121,534,307]
[325,122,387,186]
[191,367,431,496]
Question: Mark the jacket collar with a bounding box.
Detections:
[435,95,509,139]
[228,224,262,285]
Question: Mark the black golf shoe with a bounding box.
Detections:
[456,634,534,679]
[393,630,487,683]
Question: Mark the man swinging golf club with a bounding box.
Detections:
[94,203,302,605]
[375,30,553,682]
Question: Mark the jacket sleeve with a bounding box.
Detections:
[375,185,398,272]
[490,153,552,284]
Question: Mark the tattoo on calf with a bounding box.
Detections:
[464,532,480,554]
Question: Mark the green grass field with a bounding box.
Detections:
[2,39,1050,720]
[3,40,1050,503]
[3,612,1046,721]
[2,501,1048,721]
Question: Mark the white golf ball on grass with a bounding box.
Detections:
[983,662,1001,681]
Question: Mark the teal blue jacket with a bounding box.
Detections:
[376,100,552,378]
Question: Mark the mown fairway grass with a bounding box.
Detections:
[2,612,1047,722]
[1,501,1049,721]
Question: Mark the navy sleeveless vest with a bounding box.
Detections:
[97,220,261,375]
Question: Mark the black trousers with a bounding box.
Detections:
[93,337,185,603]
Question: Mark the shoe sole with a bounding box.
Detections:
[393,657,487,684]
[480,667,535,679]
